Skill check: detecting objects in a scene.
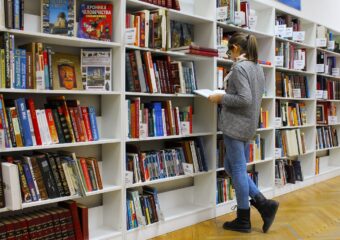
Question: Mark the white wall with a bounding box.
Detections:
[257,0,340,32]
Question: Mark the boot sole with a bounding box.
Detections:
[263,202,279,233]
[223,226,251,233]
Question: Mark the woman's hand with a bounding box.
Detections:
[208,94,225,104]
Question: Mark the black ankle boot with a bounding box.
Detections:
[223,208,251,233]
[250,192,279,233]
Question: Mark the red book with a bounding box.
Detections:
[130,102,136,138]
[129,52,141,92]
[45,108,59,144]
[26,98,42,145]
[24,214,40,239]
[68,108,80,142]
[59,201,83,240]
[135,12,145,47]
[16,217,29,240]
[0,221,7,239]
[188,106,193,134]
[134,98,140,139]
[55,208,74,239]
[188,49,218,57]
[77,203,89,240]
[73,107,87,142]
[3,219,16,240]
[44,209,62,239]
[80,158,93,192]
[81,107,93,141]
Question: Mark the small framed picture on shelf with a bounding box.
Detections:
[316,104,326,124]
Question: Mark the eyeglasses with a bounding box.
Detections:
[226,45,234,57]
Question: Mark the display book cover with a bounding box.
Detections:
[78,2,113,42]
[41,0,76,36]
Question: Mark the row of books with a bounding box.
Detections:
[139,0,180,10]
[248,167,259,187]
[1,152,103,205]
[316,126,339,150]
[259,109,269,129]
[0,95,99,149]
[275,14,301,39]
[126,50,197,94]
[0,33,112,91]
[126,186,163,230]
[275,129,306,157]
[126,138,207,183]
[216,172,235,204]
[5,1,113,42]
[316,26,340,52]
[127,98,192,139]
[275,41,307,71]
[316,52,337,76]
[275,160,303,186]
[275,72,310,98]
[317,76,340,100]
[216,0,257,29]
[316,102,336,125]
[275,101,308,127]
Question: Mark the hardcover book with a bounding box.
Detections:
[41,0,76,36]
[78,3,113,41]
[81,48,112,91]
[52,53,82,90]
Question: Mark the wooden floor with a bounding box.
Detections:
[152,176,340,240]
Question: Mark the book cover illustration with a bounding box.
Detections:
[78,3,113,41]
[52,53,82,90]
[41,0,75,36]
[81,49,112,91]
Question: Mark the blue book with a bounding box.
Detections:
[15,98,33,146]
[20,49,26,89]
[153,102,163,136]
[22,163,39,201]
[13,0,20,29]
[14,49,21,89]
[88,106,99,141]
[304,76,310,98]
[126,200,132,230]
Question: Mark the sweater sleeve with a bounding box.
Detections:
[221,65,252,107]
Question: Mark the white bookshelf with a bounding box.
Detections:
[1,0,340,239]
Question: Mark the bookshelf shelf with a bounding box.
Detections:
[216,57,273,69]
[0,89,121,95]
[216,22,273,38]
[126,132,214,142]
[22,195,81,209]
[7,29,121,48]
[275,96,315,101]
[317,73,340,80]
[90,228,122,240]
[85,186,122,197]
[257,127,274,132]
[275,150,315,160]
[316,146,340,152]
[276,67,315,75]
[167,9,215,24]
[0,208,8,213]
[275,36,315,49]
[317,48,340,58]
[217,158,273,172]
[318,166,340,176]
[126,171,212,188]
[125,92,196,98]
[0,138,120,153]
[276,124,315,130]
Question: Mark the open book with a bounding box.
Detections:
[194,89,226,98]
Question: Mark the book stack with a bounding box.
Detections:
[275,42,306,70]
[249,134,265,162]
[140,0,180,10]
[126,50,197,94]
[0,33,112,91]
[275,100,307,127]
[1,152,103,204]
[170,44,219,57]
[217,136,225,169]
[317,76,340,100]
[3,0,24,30]
[259,108,269,128]
[275,160,303,186]
[316,126,339,150]
[316,102,336,125]
[126,138,207,183]
[216,172,234,204]
[276,72,310,98]
[275,129,306,157]
[0,95,99,149]
[126,186,163,230]
[126,98,192,139]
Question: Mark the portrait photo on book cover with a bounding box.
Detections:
[58,64,78,90]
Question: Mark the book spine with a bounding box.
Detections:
[51,108,66,144]
[5,108,18,147]
[45,109,59,144]
[22,163,39,201]
[74,107,86,142]
[37,157,60,198]
[15,98,33,146]
[3,33,11,88]
[27,99,42,145]
[54,156,71,196]
[47,47,53,90]
[26,52,33,89]
[4,0,13,29]
[87,165,98,191]
[13,0,20,29]
[16,162,32,202]
[26,110,37,145]
[9,107,23,147]
[20,0,24,30]
[43,50,49,90]
[81,107,93,141]
[79,159,93,192]
[57,106,72,143]
[14,49,21,89]
[30,157,48,200]
[47,155,65,197]
[68,108,80,142]
[92,159,103,189]
[20,49,26,89]
[0,165,5,208]
[88,106,99,141]
[9,34,15,88]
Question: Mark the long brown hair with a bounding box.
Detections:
[228,32,258,63]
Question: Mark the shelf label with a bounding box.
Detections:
[275,56,284,67]
[139,123,148,139]
[234,11,244,26]
[181,121,190,135]
[294,60,305,70]
[182,163,194,175]
[316,90,324,99]
[274,117,282,128]
[332,68,340,76]
[293,89,301,98]
[316,38,327,47]
[275,24,286,37]
[125,28,136,45]
[125,171,133,185]
[316,64,325,73]
[216,7,228,20]
[328,40,335,50]
[249,15,257,30]
[323,90,328,99]
[275,148,282,158]
[292,31,305,42]
[328,116,338,125]
[285,27,293,38]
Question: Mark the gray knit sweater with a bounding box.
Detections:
[218,60,265,141]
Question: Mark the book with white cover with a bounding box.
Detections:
[194,89,226,98]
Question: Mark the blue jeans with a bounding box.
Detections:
[223,135,260,209]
